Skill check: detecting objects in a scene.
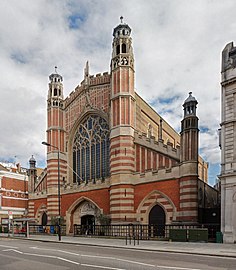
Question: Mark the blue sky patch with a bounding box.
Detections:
[200,126,210,133]
[150,94,181,107]
[208,163,220,186]
[68,14,86,29]
[11,52,26,64]
[158,96,179,104]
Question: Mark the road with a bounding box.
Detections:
[0,238,235,270]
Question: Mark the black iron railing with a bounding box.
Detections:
[73,223,220,241]
[25,223,220,241]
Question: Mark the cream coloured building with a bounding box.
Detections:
[219,42,236,243]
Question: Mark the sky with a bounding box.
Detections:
[0,0,235,186]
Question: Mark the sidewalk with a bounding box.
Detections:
[1,233,236,258]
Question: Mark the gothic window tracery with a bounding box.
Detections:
[121,56,128,65]
[72,115,110,184]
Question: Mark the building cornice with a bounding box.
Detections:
[0,171,27,181]
[221,76,236,86]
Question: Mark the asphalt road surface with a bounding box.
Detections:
[0,238,235,270]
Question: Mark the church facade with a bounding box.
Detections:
[28,20,212,234]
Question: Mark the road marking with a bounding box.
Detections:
[117,258,155,267]
[3,249,80,264]
[3,248,210,270]
[57,257,80,265]
[0,244,19,249]
[3,249,123,269]
[30,247,155,267]
[82,254,156,267]
[155,266,202,270]
[29,246,204,270]
[31,246,81,256]
[81,263,125,270]
[2,249,23,254]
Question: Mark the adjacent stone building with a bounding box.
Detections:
[219,42,236,243]
[28,19,216,235]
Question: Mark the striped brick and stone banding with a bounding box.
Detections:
[36,203,47,221]
[110,185,135,222]
[137,190,176,224]
[47,195,60,216]
[27,201,35,218]
[178,177,198,222]
[110,136,135,174]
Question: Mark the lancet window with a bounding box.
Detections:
[72,115,110,184]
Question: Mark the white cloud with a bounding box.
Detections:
[0,0,233,185]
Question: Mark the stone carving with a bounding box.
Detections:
[232,191,236,202]
[80,201,96,216]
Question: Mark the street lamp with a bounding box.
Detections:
[42,141,61,241]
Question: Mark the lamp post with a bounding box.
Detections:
[42,141,61,241]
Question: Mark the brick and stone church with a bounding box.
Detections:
[28,19,216,234]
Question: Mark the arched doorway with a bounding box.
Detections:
[149,204,166,236]
[81,215,95,235]
[41,212,48,226]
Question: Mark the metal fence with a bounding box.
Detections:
[24,223,220,242]
[73,223,220,241]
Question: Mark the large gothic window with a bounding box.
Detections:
[72,115,110,184]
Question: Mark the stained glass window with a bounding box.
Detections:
[72,115,110,184]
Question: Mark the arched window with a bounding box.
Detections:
[122,43,126,53]
[41,212,48,226]
[54,88,57,96]
[116,45,120,55]
[72,115,110,184]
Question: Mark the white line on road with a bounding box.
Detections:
[3,249,80,264]
[81,263,126,270]
[56,257,80,265]
[29,246,203,270]
[82,254,156,267]
[3,249,124,269]
[155,266,202,270]
[0,244,19,249]
[31,246,81,256]
[2,249,23,253]
[30,247,156,267]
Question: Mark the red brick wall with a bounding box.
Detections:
[134,179,180,211]
[2,176,27,191]
[61,188,110,216]
[33,198,47,215]
[2,197,27,208]
[1,176,28,210]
